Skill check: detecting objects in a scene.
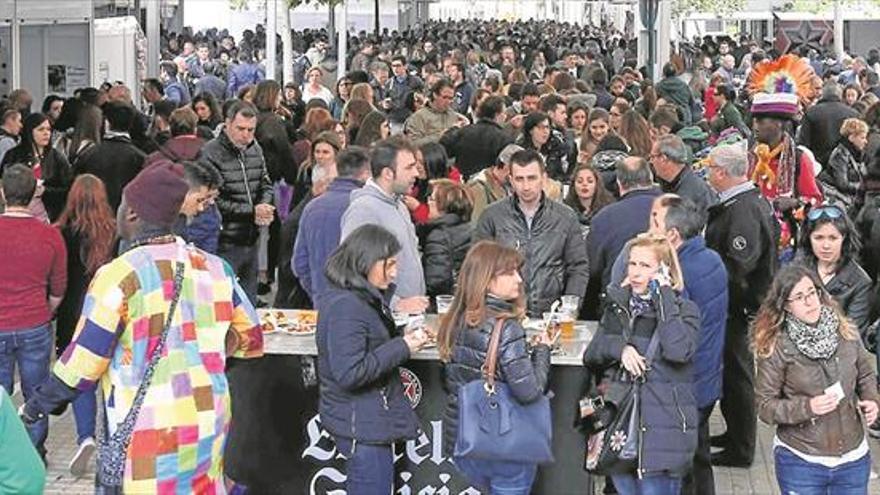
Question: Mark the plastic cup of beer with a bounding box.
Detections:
[559,313,575,339]
[436,295,454,316]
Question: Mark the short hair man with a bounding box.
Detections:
[22,163,263,492]
[0,105,22,164]
[199,100,274,301]
[466,143,520,226]
[704,142,778,467]
[404,79,468,146]
[475,149,589,315]
[0,164,67,460]
[440,94,513,180]
[340,137,428,313]
[650,194,729,493]
[650,134,717,215]
[588,156,662,288]
[295,147,372,304]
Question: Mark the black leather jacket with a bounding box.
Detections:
[199,132,273,245]
[441,297,551,455]
[822,259,873,338]
[475,195,590,316]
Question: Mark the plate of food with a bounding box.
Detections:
[259,312,279,334]
[283,310,318,335]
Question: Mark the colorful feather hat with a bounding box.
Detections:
[748,54,815,119]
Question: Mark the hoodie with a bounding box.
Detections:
[340,180,426,298]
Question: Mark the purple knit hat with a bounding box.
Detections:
[123,160,188,225]
[750,92,799,119]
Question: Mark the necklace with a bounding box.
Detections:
[128,234,177,250]
[1,207,32,218]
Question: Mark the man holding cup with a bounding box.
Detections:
[200,100,275,302]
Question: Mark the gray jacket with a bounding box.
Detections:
[475,195,589,315]
[340,180,426,298]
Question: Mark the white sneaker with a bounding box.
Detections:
[69,437,96,478]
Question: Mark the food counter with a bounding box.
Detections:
[224,311,596,494]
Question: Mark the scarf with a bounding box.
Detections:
[784,305,840,360]
[629,292,653,319]
[751,132,796,198]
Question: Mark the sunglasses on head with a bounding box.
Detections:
[807,205,845,221]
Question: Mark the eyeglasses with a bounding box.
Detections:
[807,205,845,222]
[787,287,819,305]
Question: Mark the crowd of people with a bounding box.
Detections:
[1,15,880,495]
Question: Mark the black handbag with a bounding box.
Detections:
[583,329,661,476]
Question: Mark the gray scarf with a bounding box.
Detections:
[785,306,840,360]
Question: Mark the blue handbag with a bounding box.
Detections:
[454,318,554,464]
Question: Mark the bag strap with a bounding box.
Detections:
[111,260,185,435]
[482,317,506,393]
[643,324,663,371]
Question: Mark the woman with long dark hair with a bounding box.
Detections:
[316,224,429,493]
[191,93,222,134]
[797,204,873,338]
[618,110,653,159]
[66,104,102,169]
[1,112,72,221]
[564,163,616,236]
[406,142,450,225]
[754,263,879,495]
[53,174,117,476]
[437,240,552,494]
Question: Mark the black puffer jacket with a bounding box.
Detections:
[421,213,472,297]
[440,119,513,180]
[475,195,589,316]
[199,131,273,246]
[583,283,701,476]
[441,297,552,456]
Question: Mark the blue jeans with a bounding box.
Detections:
[774,446,870,494]
[72,386,97,444]
[454,456,538,495]
[335,436,394,495]
[0,324,52,455]
[611,473,682,495]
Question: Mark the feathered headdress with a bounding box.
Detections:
[748,54,815,119]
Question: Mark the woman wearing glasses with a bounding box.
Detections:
[797,204,873,338]
[754,263,879,495]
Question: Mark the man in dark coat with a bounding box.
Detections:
[440,95,513,180]
[588,156,662,290]
[704,142,778,468]
[475,149,588,316]
[651,195,729,495]
[384,55,423,128]
[798,81,859,168]
[650,134,717,217]
[74,102,146,212]
[199,101,274,302]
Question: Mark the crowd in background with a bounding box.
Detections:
[1,16,880,495]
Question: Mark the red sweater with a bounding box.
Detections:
[0,216,67,331]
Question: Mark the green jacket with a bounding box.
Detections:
[0,387,45,494]
[710,102,748,135]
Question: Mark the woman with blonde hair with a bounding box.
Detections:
[820,117,869,215]
[438,240,552,494]
[301,66,333,105]
[753,263,879,495]
[583,232,700,494]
